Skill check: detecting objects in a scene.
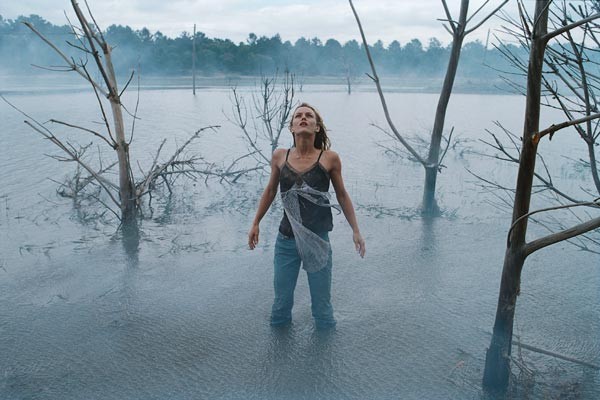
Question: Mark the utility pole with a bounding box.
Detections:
[192,23,196,95]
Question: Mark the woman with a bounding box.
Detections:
[248,102,365,329]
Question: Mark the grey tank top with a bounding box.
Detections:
[278,149,333,237]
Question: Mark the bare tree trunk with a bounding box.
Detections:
[587,140,600,194]
[350,0,507,214]
[483,1,549,390]
[10,1,223,224]
[483,248,526,389]
[422,0,468,215]
[346,65,351,95]
[193,23,196,96]
[104,45,136,221]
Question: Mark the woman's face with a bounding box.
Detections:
[291,106,320,136]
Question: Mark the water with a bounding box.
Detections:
[0,79,599,399]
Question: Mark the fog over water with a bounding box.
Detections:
[0,78,598,399]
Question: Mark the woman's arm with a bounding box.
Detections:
[248,149,285,250]
[328,151,366,258]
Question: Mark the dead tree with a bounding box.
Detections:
[5,0,221,223]
[193,23,197,96]
[349,0,508,215]
[343,56,354,95]
[227,71,296,175]
[482,0,600,391]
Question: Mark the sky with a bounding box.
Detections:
[2,1,521,46]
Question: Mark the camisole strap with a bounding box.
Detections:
[316,149,324,162]
[285,148,291,161]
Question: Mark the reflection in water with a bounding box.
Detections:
[258,325,337,399]
[121,219,140,269]
[420,215,436,252]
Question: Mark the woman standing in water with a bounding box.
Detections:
[248,102,365,329]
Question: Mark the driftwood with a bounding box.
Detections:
[483,330,600,371]
[513,339,600,371]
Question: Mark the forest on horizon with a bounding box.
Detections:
[0,14,523,81]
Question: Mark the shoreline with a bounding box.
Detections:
[0,73,518,95]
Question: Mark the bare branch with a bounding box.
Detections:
[27,122,121,208]
[441,0,458,33]
[83,0,107,45]
[2,94,121,207]
[465,0,509,36]
[348,0,427,166]
[508,199,600,247]
[119,70,135,98]
[80,64,116,145]
[21,21,107,96]
[466,0,492,25]
[65,40,92,54]
[30,64,75,73]
[466,168,515,192]
[466,0,490,24]
[128,68,141,145]
[136,126,220,196]
[49,119,115,148]
[536,112,600,141]
[437,126,454,168]
[442,23,453,36]
[526,213,600,256]
[543,12,600,42]
[70,0,114,96]
[229,86,271,165]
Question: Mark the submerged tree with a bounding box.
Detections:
[349,0,508,215]
[482,0,600,391]
[3,0,220,223]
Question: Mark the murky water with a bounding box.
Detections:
[1,79,598,399]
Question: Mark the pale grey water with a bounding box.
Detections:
[0,79,599,399]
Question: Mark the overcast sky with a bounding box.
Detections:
[3,1,520,46]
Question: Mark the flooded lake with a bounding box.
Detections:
[1,77,598,399]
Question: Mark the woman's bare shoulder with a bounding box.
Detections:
[273,148,288,157]
[321,149,341,172]
[322,149,340,163]
[272,148,288,168]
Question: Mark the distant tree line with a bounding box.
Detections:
[0,14,521,78]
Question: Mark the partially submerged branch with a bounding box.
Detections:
[136,125,221,197]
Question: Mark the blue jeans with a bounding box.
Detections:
[271,232,336,328]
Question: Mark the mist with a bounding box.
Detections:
[0,14,519,87]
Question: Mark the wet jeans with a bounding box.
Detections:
[271,232,336,329]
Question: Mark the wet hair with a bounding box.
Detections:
[290,102,331,151]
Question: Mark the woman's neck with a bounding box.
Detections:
[294,140,316,157]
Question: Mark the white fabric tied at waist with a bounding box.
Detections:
[280,182,340,273]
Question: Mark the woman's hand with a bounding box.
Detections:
[248,224,260,250]
[353,231,366,258]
